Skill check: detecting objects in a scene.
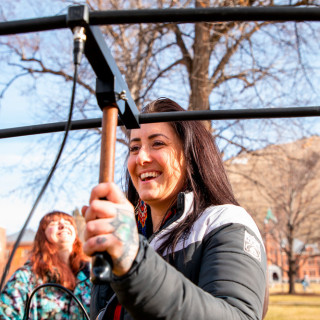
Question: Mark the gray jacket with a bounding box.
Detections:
[92,192,268,320]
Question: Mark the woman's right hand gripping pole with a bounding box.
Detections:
[82,182,139,277]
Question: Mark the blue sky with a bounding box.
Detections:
[0,1,132,236]
[0,77,128,235]
[0,84,92,235]
[0,1,72,234]
[2,1,320,235]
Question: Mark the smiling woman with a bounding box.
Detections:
[0,211,91,319]
[128,122,186,231]
[83,98,268,320]
[45,217,76,251]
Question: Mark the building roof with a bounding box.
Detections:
[7,229,36,244]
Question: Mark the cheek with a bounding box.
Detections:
[70,234,76,244]
[71,227,77,239]
[127,157,136,180]
[169,153,186,186]
[45,228,54,242]
[171,163,184,183]
[166,151,184,174]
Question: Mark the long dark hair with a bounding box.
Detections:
[126,98,239,255]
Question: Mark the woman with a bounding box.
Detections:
[83,98,268,320]
[0,211,91,319]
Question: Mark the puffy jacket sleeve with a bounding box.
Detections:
[110,224,267,320]
[0,267,31,319]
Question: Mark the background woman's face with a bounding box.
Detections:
[45,217,76,250]
[127,122,186,211]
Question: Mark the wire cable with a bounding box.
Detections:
[22,283,90,320]
[0,57,81,292]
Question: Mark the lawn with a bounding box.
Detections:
[265,283,320,320]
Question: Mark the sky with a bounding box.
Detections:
[0,84,91,235]
[2,1,320,236]
[0,0,76,236]
[0,0,134,236]
[0,70,127,236]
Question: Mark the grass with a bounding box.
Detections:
[264,283,320,320]
[269,282,320,295]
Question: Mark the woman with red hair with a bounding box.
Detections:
[0,211,91,319]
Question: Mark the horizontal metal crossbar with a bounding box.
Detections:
[1,7,320,36]
[1,106,320,139]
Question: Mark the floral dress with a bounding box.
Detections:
[0,261,91,319]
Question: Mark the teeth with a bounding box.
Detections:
[59,230,70,235]
[140,171,160,181]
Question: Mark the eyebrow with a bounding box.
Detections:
[130,133,170,143]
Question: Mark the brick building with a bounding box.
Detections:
[225,136,320,286]
[264,226,320,284]
[0,227,6,279]
[3,229,35,283]
[298,244,320,282]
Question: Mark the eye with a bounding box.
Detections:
[129,145,140,153]
[153,140,165,148]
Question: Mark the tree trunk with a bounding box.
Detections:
[287,234,296,294]
[288,259,296,294]
[189,0,211,130]
[189,21,210,111]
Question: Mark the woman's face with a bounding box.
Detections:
[45,217,76,250]
[128,122,186,211]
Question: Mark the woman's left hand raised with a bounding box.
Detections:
[82,182,139,277]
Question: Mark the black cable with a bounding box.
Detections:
[0,64,78,291]
[22,283,90,320]
[0,27,86,291]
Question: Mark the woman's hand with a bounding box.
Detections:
[82,182,139,277]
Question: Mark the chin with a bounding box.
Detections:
[139,195,157,205]
[139,189,158,198]
[140,196,153,203]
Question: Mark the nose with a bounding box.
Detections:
[58,219,66,229]
[136,146,152,165]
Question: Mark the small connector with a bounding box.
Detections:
[67,5,89,65]
[73,26,86,65]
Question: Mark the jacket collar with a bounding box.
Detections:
[148,192,194,244]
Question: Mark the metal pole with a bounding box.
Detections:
[2,7,320,36]
[1,106,320,139]
[99,106,118,183]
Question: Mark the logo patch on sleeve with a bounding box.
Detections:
[243,230,261,262]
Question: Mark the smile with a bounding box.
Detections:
[58,230,71,236]
[140,171,161,181]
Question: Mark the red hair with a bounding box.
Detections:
[30,211,88,290]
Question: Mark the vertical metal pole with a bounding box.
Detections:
[99,104,118,183]
[91,103,118,284]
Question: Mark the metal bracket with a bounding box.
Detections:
[67,5,139,129]
[66,5,90,29]
[86,25,140,129]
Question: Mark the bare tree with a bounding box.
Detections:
[226,136,320,293]
[1,0,320,210]
[2,0,320,136]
